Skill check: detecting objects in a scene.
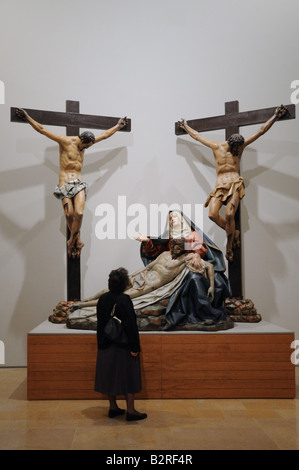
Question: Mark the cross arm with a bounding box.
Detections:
[93,117,129,144]
[175,113,229,135]
[175,104,295,136]
[11,107,131,133]
[12,108,68,143]
[243,105,290,146]
[178,119,219,149]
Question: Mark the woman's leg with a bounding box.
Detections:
[108,394,118,410]
[125,393,147,421]
[125,393,136,414]
[107,394,125,418]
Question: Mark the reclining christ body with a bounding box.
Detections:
[69,239,215,312]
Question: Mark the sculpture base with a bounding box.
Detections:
[50,297,261,331]
[27,320,295,400]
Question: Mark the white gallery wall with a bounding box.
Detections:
[0,0,298,366]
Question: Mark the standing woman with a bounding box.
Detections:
[94,267,147,421]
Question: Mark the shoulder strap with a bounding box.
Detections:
[110,295,119,317]
[110,303,116,317]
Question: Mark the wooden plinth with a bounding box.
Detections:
[27,326,296,400]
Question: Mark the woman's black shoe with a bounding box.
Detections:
[108,408,126,418]
[126,412,147,421]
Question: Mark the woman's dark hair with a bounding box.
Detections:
[108,267,130,294]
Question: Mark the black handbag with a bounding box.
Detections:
[104,302,129,346]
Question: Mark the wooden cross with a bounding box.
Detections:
[11,100,131,301]
[175,100,295,298]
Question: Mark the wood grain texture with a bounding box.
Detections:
[27,332,295,400]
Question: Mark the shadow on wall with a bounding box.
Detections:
[75,145,128,290]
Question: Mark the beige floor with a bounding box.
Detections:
[0,367,298,450]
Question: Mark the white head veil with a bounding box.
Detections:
[169,211,192,239]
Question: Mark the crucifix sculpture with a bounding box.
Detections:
[175,100,295,298]
[11,100,131,301]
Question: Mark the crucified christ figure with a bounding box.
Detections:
[178,104,287,262]
[16,108,128,258]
